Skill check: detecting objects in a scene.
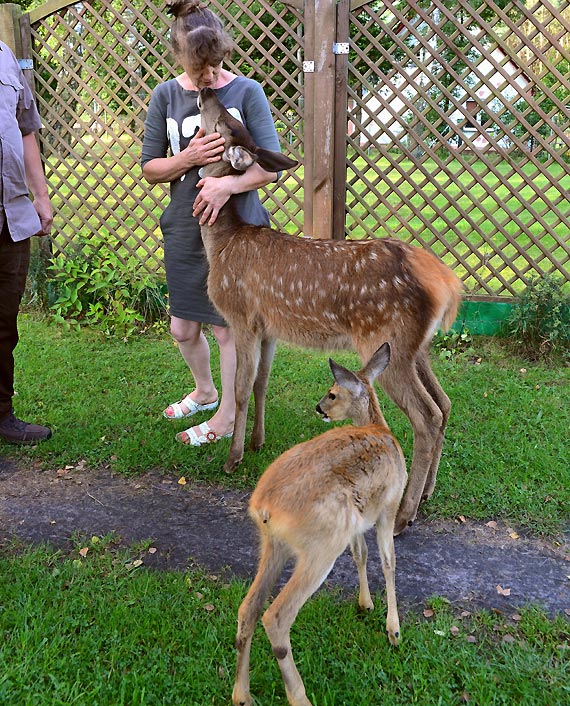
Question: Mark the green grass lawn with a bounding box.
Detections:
[0,545,567,706]
[8,315,569,536]
[1,317,568,706]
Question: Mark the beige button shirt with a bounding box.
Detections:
[0,41,42,241]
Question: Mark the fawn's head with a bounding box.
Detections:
[316,342,391,425]
[198,87,298,174]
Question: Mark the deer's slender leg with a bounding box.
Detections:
[262,551,340,706]
[233,533,289,706]
[250,337,277,451]
[349,534,374,611]
[375,506,401,646]
[415,350,451,500]
[225,333,260,473]
[379,361,442,534]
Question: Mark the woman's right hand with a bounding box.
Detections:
[185,127,225,166]
[142,128,226,184]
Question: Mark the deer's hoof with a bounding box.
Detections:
[393,514,414,536]
[224,458,242,474]
[388,629,401,647]
[232,689,253,706]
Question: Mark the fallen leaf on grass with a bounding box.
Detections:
[509,532,520,539]
[485,521,498,530]
[450,626,460,637]
[502,634,516,643]
[496,585,511,596]
[178,476,187,486]
[465,635,477,643]
[79,547,89,557]
[423,609,435,618]
[204,604,215,612]
[148,547,157,554]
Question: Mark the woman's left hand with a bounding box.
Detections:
[193,175,235,225]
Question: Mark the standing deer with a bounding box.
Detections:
[198,87,462,534]
[232,343,407,706]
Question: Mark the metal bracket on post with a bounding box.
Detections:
[333,42,349,55]
[18,59,33,70]
[303,60,315,73]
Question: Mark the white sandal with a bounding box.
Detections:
[176,421,233,447]
[163,394,218,420]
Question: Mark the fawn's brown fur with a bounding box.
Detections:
[232,344,407,706]
[198,87,462,533]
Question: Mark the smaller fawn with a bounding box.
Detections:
[232,343,407,706]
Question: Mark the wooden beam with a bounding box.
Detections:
[332,0,350,240]
[311,0,336,240]
[0,3,23,55]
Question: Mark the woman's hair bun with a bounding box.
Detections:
[166,0,204,18]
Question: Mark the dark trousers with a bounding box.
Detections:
[0,223,30,420]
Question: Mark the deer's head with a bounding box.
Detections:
[198,87,298,174]
[315,343,391,425]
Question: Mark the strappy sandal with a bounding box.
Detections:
[176,421,233,447]
[163,394,218,420]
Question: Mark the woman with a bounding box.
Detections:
[141,0,281,446]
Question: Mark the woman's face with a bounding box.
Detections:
[185,62,223,89]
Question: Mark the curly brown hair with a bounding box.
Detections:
[166,0,233,71]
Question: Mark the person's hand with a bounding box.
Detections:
[33,196,53,237]
[193,175,234,225]
[184,127,225,167]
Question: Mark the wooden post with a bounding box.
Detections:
[332,0,349,240]
[304,0,349,240]
[309,0,336,240]
[303,0,315,237]
[0,3,23,54]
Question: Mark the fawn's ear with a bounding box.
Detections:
[328,358,364,396]
[255,147,298,173]
[225,145,257,171]
[363,342,391,382]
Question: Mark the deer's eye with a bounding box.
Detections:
[328,393,336,400]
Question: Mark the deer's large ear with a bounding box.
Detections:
[329,358,363,396]
[225,145,257,171]
[255,147,298,173]
[363,342,391,382]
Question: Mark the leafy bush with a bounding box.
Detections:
[48,238,168,340]
[432,326,473,361]
[506,274,570,361]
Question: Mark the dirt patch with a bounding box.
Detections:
[0,454,568,616]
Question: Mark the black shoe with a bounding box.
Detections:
[0,413,52,445]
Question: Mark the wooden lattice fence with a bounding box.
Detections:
[6,0,570,299]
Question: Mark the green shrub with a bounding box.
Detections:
[506,274,570,361]
[432,325,473,361]
[48,238,168,340]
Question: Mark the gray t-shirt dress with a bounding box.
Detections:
[141,76,281,325]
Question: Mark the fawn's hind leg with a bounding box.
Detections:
[233,534,289,706]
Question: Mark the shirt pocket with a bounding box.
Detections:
[0,75,23,115]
